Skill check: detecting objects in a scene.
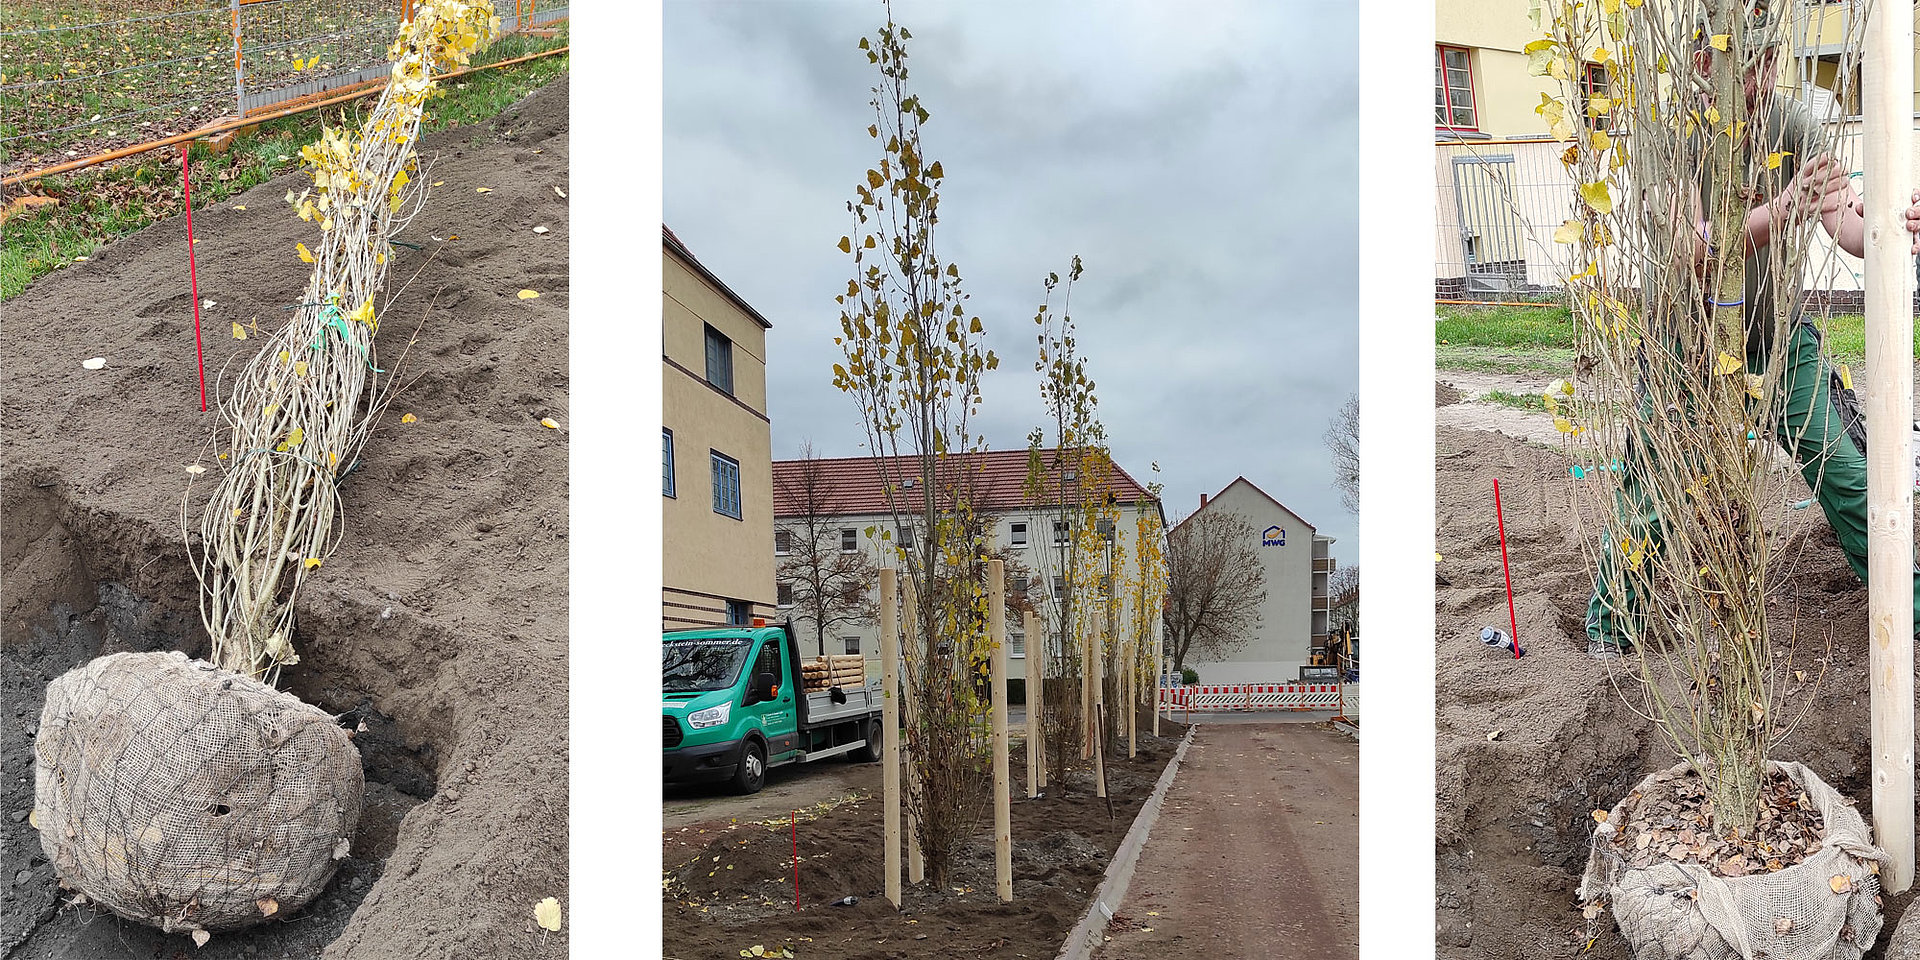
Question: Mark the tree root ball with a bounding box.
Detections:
[33,651,363,934]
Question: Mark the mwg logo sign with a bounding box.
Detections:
[1261,525,1286,547]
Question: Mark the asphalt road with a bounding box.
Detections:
[1093,723,1359,960]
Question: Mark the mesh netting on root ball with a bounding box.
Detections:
[33,651,363,935]
[1580,760,1885,960]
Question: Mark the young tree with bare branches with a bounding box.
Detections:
[776,442,879,657]
[1162,510,1266,674]
[1324,393,1359,516]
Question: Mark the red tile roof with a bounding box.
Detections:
[772,448,1157,518]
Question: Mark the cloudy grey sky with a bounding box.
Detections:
[663,1,1359,562]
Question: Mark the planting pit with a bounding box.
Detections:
[2,77,570,960]
[662,728,1186,960]
[1435,408,1920,960]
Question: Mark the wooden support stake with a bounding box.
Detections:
[1024,610,1043,796]
[901,578,924,886]
[1093,609,1107,799]
[879,568,902,908]
[988,560,1014,901]
[1124,623,1136,759]
[1864,0,1916,894]
[1153,618,1162,737]
[1081,620,1094,760]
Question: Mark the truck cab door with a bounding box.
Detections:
[751,637,799,761]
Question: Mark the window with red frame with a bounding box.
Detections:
[1436,45,1477,130]
[1580,62,1612,130]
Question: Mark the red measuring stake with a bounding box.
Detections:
[182,144,207,412]
[1493,478,1520,659]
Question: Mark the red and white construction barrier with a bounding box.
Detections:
[1158,682,1360,716]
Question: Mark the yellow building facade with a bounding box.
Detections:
[662,226,776,631]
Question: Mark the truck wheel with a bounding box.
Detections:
[733,739,767,794]
[850,718,882,763]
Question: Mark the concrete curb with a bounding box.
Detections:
[1053,725,1198,960]
[1332,719,1359,740]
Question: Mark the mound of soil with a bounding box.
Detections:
[662,730,1186,960]
[1,77,570,959]
[1434,417,1919,959]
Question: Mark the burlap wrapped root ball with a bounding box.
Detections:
[33,651,363,935]
[1580,760,1886,960]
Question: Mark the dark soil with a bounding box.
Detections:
[1434,417,1920,960]
[1,77,570,960]
[662,727,1187,960]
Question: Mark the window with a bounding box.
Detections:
[775,529,792,555]
[662,429,676,497]
[752,632,781,679]
[1052,575,1065,599]
[843,636,861,655]
[1010,633,1025,658]
[777,583,794,607]
[1580,62,1611,130]
[1053,520,1070,545]
[1009,522,1028,548]
[711,451,742,520]
[840,528,858,553]
[897,525,914,549]
[704,324,734,395]
[727,599,751,626]
[1436,45,1477,130]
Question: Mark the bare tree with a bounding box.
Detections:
[1327,564,1359,638]
[1162,510,1266,673]
[776,442,878,658]
[1324,393,1359,515]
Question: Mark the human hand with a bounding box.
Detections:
[1847,188,1920,254]
[1775,154,1853,225]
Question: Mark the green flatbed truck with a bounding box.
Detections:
[663,623,884,793]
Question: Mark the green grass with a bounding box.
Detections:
[1435,303,1577,350]
[1,31,567,301]
[1481,389,1546,412]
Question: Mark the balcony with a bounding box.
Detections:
[1312,593,1330,613]
[1314,557,1334,573]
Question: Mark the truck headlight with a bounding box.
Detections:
[687,702,730,729]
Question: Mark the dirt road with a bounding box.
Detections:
[1094,723,1358,960]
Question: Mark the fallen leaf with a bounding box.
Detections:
[185,464,207,476]
[540,417,560,429]
[297,242,315,263]
[288,427,304,446]
[201,299,215,311]
[1486,729,1502,741]
[432,180,444,187]
[401,413,418,423]
[518,289,540,299]
[232,322,247,340]
[1832,875,1853,894]
[533,225,549,234]
[333,838,351,859]
[553,185,566,198]
[191,930,210,947]
[294,361,308,377]
[476,187,492,193]
[233,205,246,211]
[534,896,562,932]
[1714,352,1743,376]
[1593,809,1609,824]
[81,357,106,370]
[303,558,321,570]
[257,898,279,917]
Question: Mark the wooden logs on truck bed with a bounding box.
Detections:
[801,655,868,691]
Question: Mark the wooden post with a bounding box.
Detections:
[1093,606,1107,799]
[1081,620,1094,759]
[1024,610,1043,796]
[1124,616,1137,759]
[1152,617,1162,736]
[900,578,924,886]
[988,561,1013,901]
[1864,0,1916,894]
[879,568,902,907]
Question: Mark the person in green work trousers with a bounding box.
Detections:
[1586,4,1920,659]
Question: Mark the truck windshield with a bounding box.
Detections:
[664,638,753,693]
